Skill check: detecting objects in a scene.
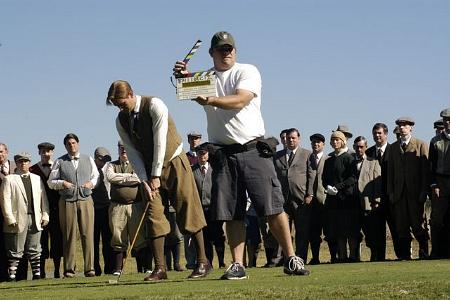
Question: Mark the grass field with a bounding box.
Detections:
[1,259,449,299]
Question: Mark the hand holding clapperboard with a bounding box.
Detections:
[173,40,217,100]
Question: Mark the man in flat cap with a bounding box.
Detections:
[191,144,226,268]
[387,117,430,260]
[0,153,49,281]
[174,31,310,279]
[186,132,202,167]
[0,143,16,281]
[106,80,211,281]
[48,133,99,277]
[365,123,401,260]
[92,147,113,275]
[429,108,450,259]
[29,142,63,278]
[105,141,151,275]
[434,119,444,136]
[184,131,203,268]
[308,133,327,264]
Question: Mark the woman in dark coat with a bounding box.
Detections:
[322,131,358,262]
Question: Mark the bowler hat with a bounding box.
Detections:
[334,125,353,139]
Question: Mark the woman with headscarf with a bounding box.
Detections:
[322,131,358,262]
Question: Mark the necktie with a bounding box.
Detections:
[401,142,407,152]
[288,151,294,166]
[201,166,206,177]
[130,111,139,134]
[376,149,382,162]
[0,164,6,176]
[21,174,29,178]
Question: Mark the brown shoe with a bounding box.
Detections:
[144,267,168,282]
[188,261,212,279]
[85,271,96,277]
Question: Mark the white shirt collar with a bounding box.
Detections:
[315,151,324,160]
[376,142,387,153]
[133,95,142,113]
[200,162,209,170]
[400,135,412,145]
[287,147,298,155]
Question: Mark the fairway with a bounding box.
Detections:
[1,259,449,299]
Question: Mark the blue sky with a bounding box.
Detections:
[1,0,449,162]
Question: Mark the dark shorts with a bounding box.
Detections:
[210,146,284,221]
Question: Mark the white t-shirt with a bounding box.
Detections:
[204,63,265,145]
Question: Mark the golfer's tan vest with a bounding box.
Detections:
[118,96,182,177]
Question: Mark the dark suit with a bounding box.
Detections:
[366,143,401,260]
[274,148,315,261]
[192,163,225,267]
[0,160,15,281]
[387,137,430,258]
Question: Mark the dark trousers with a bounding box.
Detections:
[292,201,325,262]
[259,217,283,266]
[203,208,225,266]
[392,189,429,258]
[94,206,113,275]
[385,202,402,259]
[362,209,386,261]
[430,177,450,258]
[291,203,312,262]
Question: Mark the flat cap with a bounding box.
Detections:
[434,119,444,129]
[334,125,353,139]
[309,133,325,143]
[94,147,111,162]
[37,142,55,151]
[187,131,202,138]
[395,117,415,126]
[440,108,450,118]
[14,152,31,162]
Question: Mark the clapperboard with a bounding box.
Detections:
[176,70,216,100]
[174,40,217,100]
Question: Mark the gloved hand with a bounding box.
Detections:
[326,185,338,196]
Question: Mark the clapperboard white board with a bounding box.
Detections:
[176,71,216,100]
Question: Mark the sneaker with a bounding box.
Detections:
[112,270,122,276]
[283,256,310,276]
[220,263,247,280]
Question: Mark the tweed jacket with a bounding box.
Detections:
[355,157,382,210]
[273,148,316,207]
[387,137,429,204]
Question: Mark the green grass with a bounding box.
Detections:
[1,259,449,299]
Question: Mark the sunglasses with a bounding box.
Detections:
[215,45,234,53]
